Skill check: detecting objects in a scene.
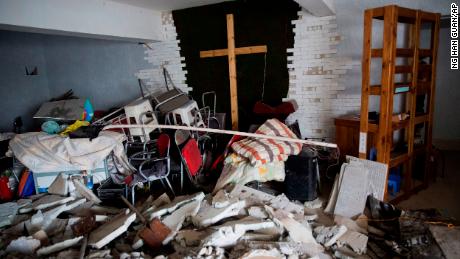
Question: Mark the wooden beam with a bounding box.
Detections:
[226,14,239,130]
[200,45,267,58]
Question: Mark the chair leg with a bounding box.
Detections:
[180,163,184,194]
[159,179,167,189]
[164,177,176,197]
[131,186,135,205]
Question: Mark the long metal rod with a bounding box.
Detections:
[103,124,337,148]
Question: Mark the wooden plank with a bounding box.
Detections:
[371,48,414,57]
[425,13,440,182]
[395,65,412,73]
[419,49,432,57]
[226,14,239,130]
[359,9,373,159]
[200,45,267,58]
[371,7,384,18]
[390,153,410,168]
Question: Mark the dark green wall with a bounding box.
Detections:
[173,0,299,130]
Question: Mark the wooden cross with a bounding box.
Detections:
[200,14,267,130]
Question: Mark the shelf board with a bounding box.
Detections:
[419,49,433,57]
[417,81,431,94]
[367,114,427,133]
[395,65,413,74]
[369,82,411,95]
[414,114,428,124]
[390,152,410,167]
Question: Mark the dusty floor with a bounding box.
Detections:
[399,150,460,220]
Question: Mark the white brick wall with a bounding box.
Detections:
[136,12,190,94]
[285,11,360,140]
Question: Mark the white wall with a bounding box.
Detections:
[0,0,163,42]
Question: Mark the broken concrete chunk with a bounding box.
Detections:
[175,229,212,247]
[232,241,324,258]
[56,249,81,258]
[161,196,203,244]
[36,236,83,256]
[334,214,367,234]
[265,205,318,245]
[146,192,205,220]
[48,172,69,196]
[304,198,324,209]
[248,206,268,219]
[89,209,136,249]
[336,230,368,255]
[202,217,276,247]
[229,185,275,206]
[41,198,86,229]
[314,225,348,247]
[0,202,19,228]
[32,229,49,245]
[91,205,121,215]
[71,215,97,236]
[193,198,246,228]
[212,189,230,208]
[269,193,304,216]
[72,178,102,204]
[32,194,75,210]
[239,248,285,259]
[6,236,41,255]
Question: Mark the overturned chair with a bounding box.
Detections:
[128,133,175,204]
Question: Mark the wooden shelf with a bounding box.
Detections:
[360,5,440,201]
[369,82,411,95]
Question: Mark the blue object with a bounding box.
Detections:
[388,173,401,196]
[369,147,377,161]
[20,171,36,197]
[41,120,61,134]
[83,99,94,121]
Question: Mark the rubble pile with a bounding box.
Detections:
[0,182,451,258]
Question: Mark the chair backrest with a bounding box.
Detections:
[157,133,170,157]
[181,138,202,176]
[174,129,191,147]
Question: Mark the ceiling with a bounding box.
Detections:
[109,0,231,11]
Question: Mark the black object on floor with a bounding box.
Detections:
[284,148,318,201]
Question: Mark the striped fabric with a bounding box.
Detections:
[231,119,302,166]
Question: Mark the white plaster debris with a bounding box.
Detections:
[0,202,19,227]
[265,206,318,245]
[31,194,75,210]
[162,195,204,244]
[142,193,171,218]
[147,192,205,220]
[269,193,304,216]
[193,198,246,228]
[72,178,102,204]
[304,198,324,209]
[89,209,137,249]
[334,214,367,234]
[175,229,212,247]
[202,217,276,247]
[47,172,69,196]
[6,236,41,255]
[336,230,368,255]
[314,225,348,247]
[239,248,285,259]
[248,206,269,219]
[36,236,83,256]
[212,189,231,208]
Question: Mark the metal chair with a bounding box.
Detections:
[128,133,174,204]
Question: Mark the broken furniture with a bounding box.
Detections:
[128,133,174,204]
[200,13,268,130]
[151,68,190,116]
[124,99,158,143]
[7,131,133,193]
[175,129,204,190]
[359,5,440,201]
[168,99,205,128]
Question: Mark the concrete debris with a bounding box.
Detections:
[32,229,49,245]
[48,172,69,196]
[6,236,41,254]
[120,251,153,259]
[161,195,203,244]
[175,229,212,247]
[0,202,19,228]
[269,193,304,216]
[71,215,97,236]
[248,206,268,219]
[36,235,83,256]
[31,194,75,210]
[336,230,368,255]
[86,249,111,258]
[56,249,81,258]
[334,214,367,234]
[193,198,246,228]
[72,178,102,204]
[89,209,136,249]
[141,193,171,219]
[212,189,231,208]
[146,192,205,220]
[232,241,324,258]
[314,225,348,247]
[182,246,225,259]
[239,248,285,259]
[265,206,318,245]
[202,217,276,247]
[304,198,324,209]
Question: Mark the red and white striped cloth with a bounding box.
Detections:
[231,119,302,166]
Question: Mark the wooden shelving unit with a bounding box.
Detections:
[359,5,440,202]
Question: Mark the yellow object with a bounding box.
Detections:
[60,120,90,136]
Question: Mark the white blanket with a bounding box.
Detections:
[9,131,133,174]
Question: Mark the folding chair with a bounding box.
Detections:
[128,133,174,204]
